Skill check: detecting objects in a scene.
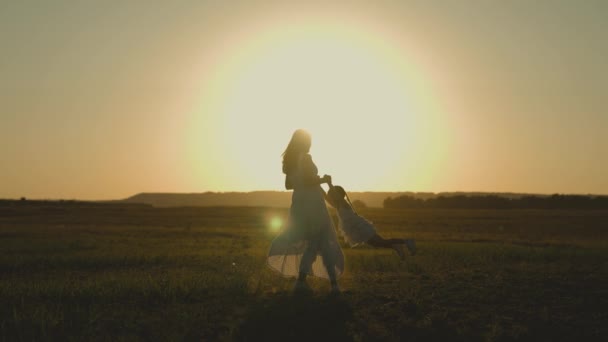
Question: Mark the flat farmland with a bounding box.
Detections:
[1,202,606,341]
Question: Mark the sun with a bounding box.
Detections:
[188,14,447,192]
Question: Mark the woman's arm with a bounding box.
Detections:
[303,175,330,185]
[285,176,293,190]
[301,154,331,185]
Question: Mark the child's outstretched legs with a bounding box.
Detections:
[367,235,405,248]
[367,234,416,260]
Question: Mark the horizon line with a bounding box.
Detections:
[3,189,608,202]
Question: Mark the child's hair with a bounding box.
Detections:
[327,185,356,211]
[329,186,346,199]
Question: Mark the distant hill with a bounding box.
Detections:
[122,191,549,208]
[123,192,294,208]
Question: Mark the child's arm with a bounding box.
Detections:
[322,186,329,202]
[321,175,333,201]
[325,175,333,189]
[318,181,330,204]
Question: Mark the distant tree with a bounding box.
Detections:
[383,193,608,210]
[384,195,424,209]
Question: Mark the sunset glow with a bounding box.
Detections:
[1,1,606,199]
[187,12,448,192]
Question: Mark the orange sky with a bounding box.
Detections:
[1,1,607,199]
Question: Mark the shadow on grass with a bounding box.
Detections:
[235,293,354,341]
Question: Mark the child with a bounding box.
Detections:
[325,183,416,259]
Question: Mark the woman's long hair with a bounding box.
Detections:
[282,129,311,174]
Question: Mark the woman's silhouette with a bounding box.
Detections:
[267,129,344,293]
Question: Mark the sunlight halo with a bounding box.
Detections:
[187,12,448,192]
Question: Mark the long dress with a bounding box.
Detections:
[267,153,344,279]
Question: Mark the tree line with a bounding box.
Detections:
[383,194,608,209]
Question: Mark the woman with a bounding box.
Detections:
[267,129,344,293]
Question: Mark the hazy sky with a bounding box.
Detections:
[1,0,607,199]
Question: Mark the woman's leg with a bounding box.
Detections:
[319,240,339,292]
[296,238,319,288]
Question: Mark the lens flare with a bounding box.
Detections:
[269,216,283,232]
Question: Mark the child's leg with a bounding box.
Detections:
[367,234,416,259]
[367,234,405,249]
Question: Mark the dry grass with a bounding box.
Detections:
[0,203,606,341]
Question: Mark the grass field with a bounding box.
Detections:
[1,202,607,341]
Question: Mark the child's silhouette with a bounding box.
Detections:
[325,183,416,259]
